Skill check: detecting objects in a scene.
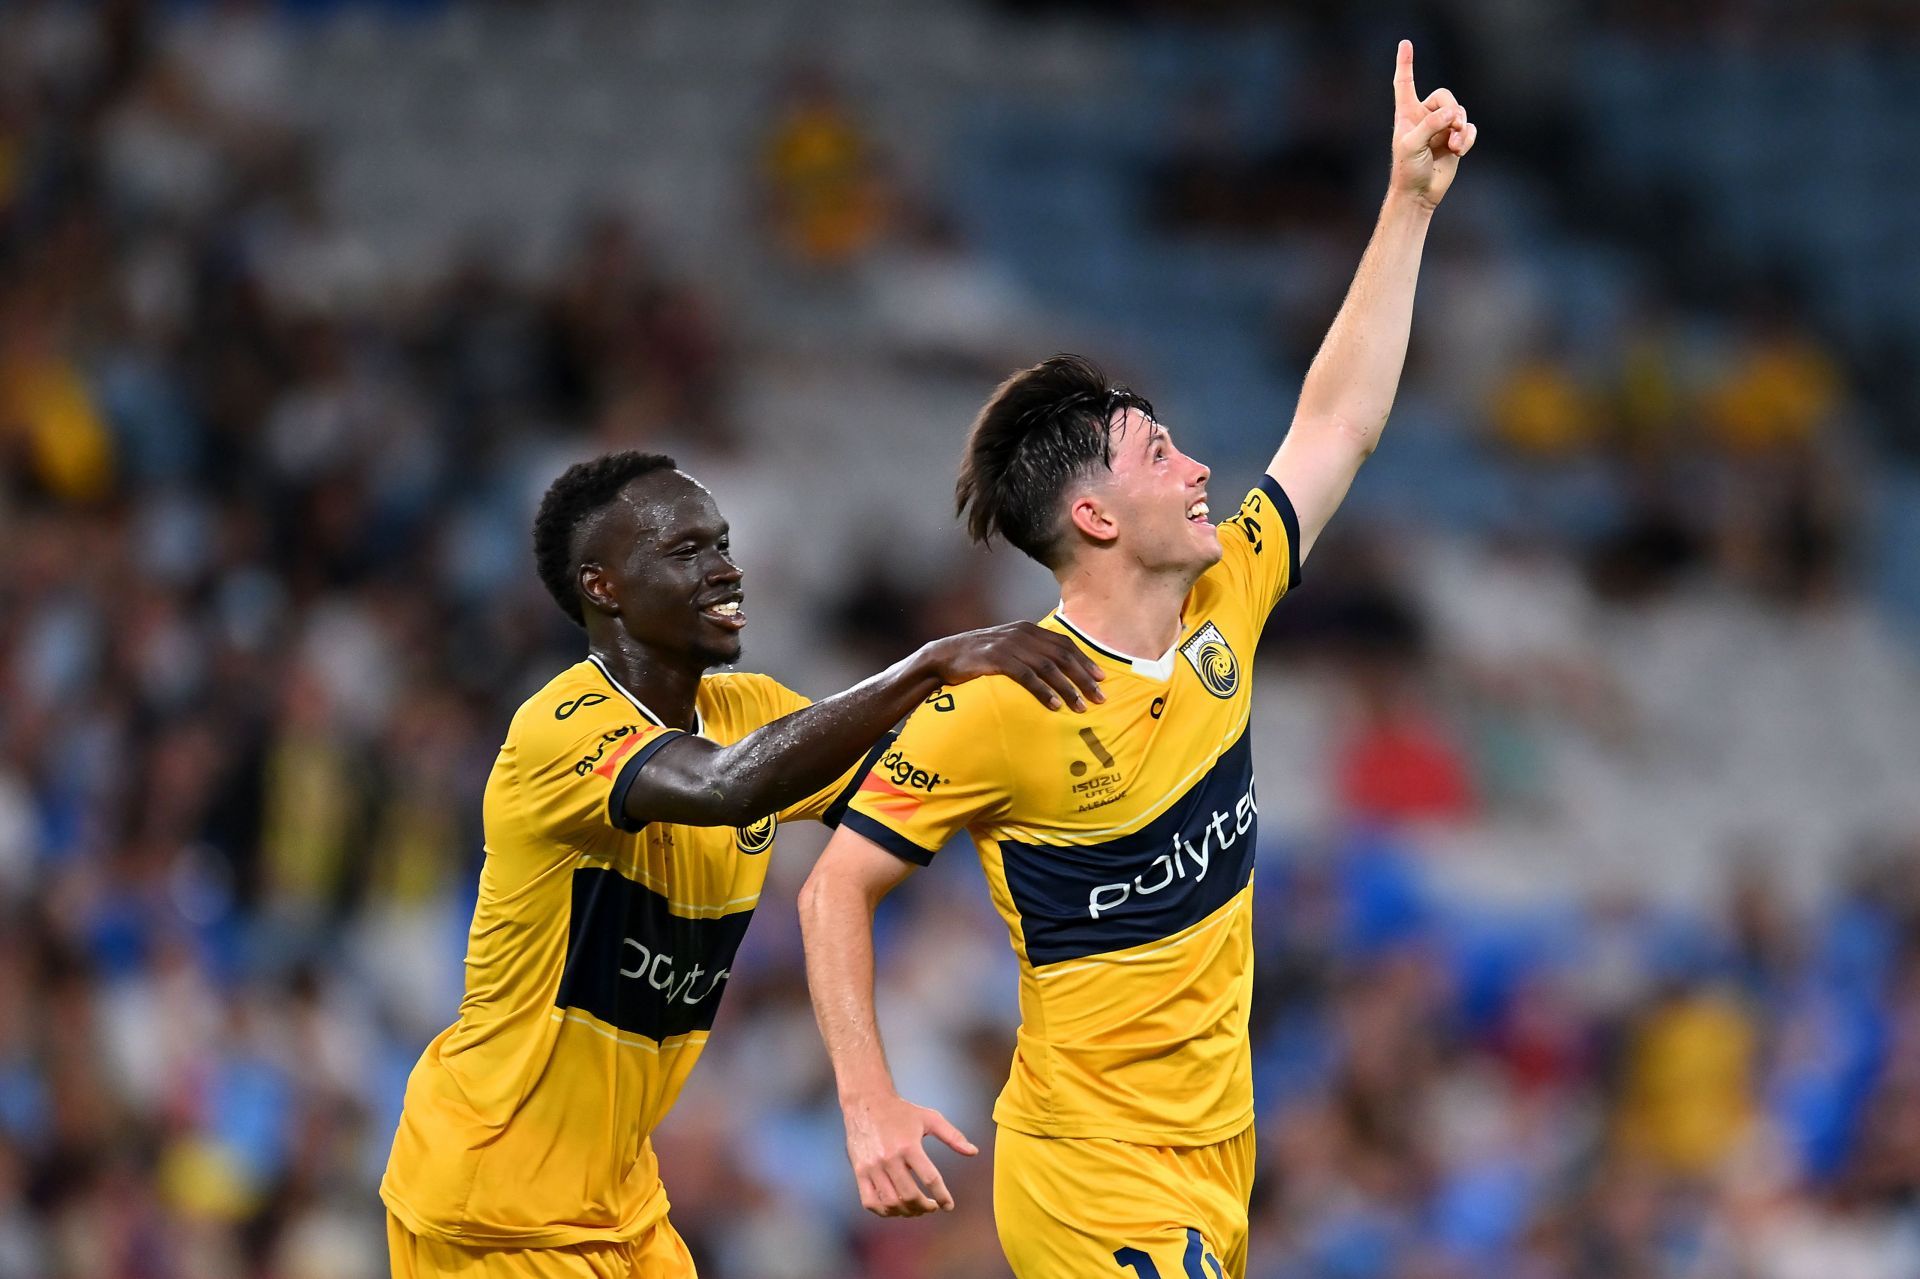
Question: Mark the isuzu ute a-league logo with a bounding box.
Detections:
[1179,621,1239,698]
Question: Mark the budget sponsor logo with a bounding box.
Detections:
[573,725,644,777]
[877,747,945,792]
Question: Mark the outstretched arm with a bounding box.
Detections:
[623,622,1103,828]
[799,828,978,1217]
[1269,39,1476,561]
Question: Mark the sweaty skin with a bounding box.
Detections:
[570,468,1107,829]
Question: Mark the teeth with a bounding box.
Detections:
[1187,502,1209,519]
[710,602,740,616]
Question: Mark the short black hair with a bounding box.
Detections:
[533,450,678,625]
[955,354,1153,568]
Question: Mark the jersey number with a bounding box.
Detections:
[1113,1229,1223,1279]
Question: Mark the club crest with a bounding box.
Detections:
[736,814,777,854]
[1179,622,1239,698]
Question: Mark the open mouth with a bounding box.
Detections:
[699,598,746,631]
[1186,497,1211,526]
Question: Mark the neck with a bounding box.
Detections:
[586,625,705,731]
[1056,557,1195,659]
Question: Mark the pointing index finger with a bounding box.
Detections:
[1394,39,1418,112]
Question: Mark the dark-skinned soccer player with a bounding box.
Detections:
[381,451,1104,1278]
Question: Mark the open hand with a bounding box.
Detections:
[919,621,1106,711]
[1391,40,1476,210]
[841,1091,979,1217]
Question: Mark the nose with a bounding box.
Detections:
[709,553,742,584]
[1192,457,1210,488]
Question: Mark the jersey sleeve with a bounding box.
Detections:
[724,675,898,827]
[1213,474,1303,621]
[508,691,684,841]
[837,686,1013,866]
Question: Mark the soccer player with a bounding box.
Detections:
[381,450,1105,1277]
[798,42,1473,1277]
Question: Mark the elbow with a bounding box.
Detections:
[797,861,835,935]
[799,853,872,936]
[698,753,777,827]
[1328,413,1382,459]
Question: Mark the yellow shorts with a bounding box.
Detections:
[993,1124,1256,1279]
[386,1213,696,1278]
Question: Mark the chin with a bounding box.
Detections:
[1193,535,1226,572]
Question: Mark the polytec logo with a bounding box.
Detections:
[1086,776,1257,920]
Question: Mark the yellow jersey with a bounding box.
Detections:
[842,477,1300,1147]
[382,659,879,1248]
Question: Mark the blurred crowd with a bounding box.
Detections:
[1,2,1918,1278]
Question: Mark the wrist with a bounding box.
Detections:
[1383,186,1440,221]
[837,1078,899,1109]
[899,643,948,696]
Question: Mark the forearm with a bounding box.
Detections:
[627,651,938,827]
[799,868,898,1103]
[623,620,1101,828]
[1293,191,1432,453]
[1271,191,1434,556]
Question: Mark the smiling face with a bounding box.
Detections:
[576,469,746,669]
[1068,407,1220,580]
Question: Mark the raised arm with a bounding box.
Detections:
[799,826,977,1217]
[623,622,1103,828]
[1268,40,1475,561]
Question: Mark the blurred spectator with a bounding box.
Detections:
[1704,305,1844,458]
[0,3,1915,1278]
[762,68,891,269]
[1335,673,1477,825]
[1615,979,1759,1175]
[863,201,1057,375]
[1489,335,1601,460]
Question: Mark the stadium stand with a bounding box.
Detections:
[0,1,1917,1276]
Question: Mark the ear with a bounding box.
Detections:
[1066,493,1119,546]
[577,562,620,616]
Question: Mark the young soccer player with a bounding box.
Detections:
[380,451,1105,1277]
[799,42,1474,1277]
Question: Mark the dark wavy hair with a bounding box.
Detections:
[955,354,1153,568]
[532,451,677,625]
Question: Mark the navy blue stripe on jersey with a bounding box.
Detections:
[840,808,939,866]
[1001,729,1257,967]
[1257,473,1303,590]
[823,732,898,829]
[556,866,753,1041]
[607,730,687,833]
